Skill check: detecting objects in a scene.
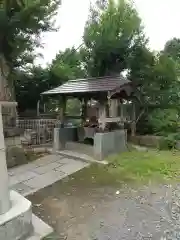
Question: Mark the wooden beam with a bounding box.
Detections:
[98,117,121,123]
[0,101,17,107]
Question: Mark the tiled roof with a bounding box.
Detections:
[41,76,131,95]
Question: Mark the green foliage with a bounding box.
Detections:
[0,0,60,103]
[15,47,87,113]
[158,133,180,150]
[0,0,60,68]
[129,50,178,106]
[130,44,180,135]
[82,0,144,77]
[147,108,180,149]
[51,47,86,81]
[148,108,179,135]
[15,66,55,112]
[163,38,180,92]
[164,38,180,62]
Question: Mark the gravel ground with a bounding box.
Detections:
[28,182,180,240]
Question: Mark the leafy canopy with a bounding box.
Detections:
[51,47,86,81]
[15,47,87,112]
[0,0,60,68]
[82,0,144,77]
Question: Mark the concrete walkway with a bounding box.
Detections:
[8,154,89,196]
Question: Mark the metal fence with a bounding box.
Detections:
[17,118,61,146]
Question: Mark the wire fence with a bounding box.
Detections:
[16,118,61,146]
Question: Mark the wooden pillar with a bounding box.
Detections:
[81,98,88,123]
[37,100,40,117]
[131,101,136,136]
[110,99,118,117]
[120,102,124,121]
[59,95,67,149]
[60,95,66,128]
[105,99,110,118]
[99,99,107,131]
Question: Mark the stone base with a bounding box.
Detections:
[94,130,127,160]
[0,191,53,240]
[28,214,53,240]
[0,190,32,239]
[53,127,78,152]
[129,135,163,148]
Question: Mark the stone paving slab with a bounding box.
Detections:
[55,160,88,175]
[56,150,108,165]
[34,155,63,167]
[56,157,78,165]
[11,182,34,195]
[8,154,90,196]
[32,162,63,175]
[9,171,38,186]
[8,162,38,176]
[24,170,66,189]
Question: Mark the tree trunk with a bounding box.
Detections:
[0,55,17,127]
[0,55,12,101]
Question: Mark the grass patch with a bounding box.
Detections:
[108,150,180,184]
[59,149,180,188]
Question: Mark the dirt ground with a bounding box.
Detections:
[28,177,180,240]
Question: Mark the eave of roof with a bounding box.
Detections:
[41,76,131,96]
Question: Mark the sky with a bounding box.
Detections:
[36,0,180,66]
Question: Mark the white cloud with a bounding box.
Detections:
[36,0,180,66]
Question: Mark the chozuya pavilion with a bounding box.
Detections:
[41,75,137,160]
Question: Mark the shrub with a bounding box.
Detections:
[148,108,179,135]
[158,133,180,149]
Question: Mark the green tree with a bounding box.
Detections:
[148,108,179,135]
[0,0,60,101]
[51,47,86,81]
[164,38,180,78]
[129,47,180,135]
[15,47,87,113]
[82,0,144,77]
[164,38,180,61]
[129,44,178,107]
[15,66,52,112]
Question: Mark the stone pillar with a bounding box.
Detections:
[53,128,60,151]
[0,101,53,239]
[0,103,11,214]
[53,127,68,151]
